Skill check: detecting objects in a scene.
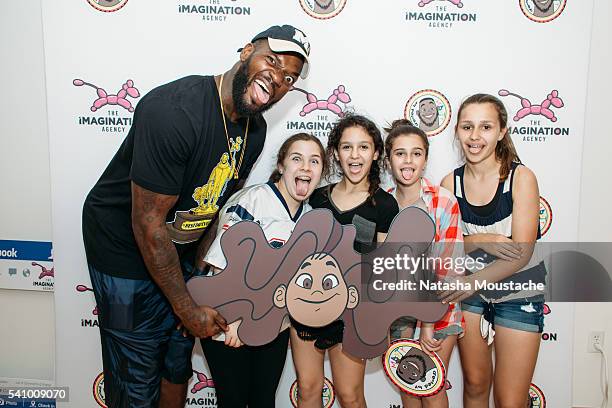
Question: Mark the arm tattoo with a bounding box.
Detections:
[131,182,194,315]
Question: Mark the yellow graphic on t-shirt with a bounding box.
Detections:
[191,137,242,215]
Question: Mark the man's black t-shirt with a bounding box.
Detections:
[308,184,399,253]
[82,75,266,280]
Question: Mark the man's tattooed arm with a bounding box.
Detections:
[131,181,227,337]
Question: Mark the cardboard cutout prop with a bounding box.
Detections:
[187,207,448,359]
[383,339,446,397]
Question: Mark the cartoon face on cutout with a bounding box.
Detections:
[274,252,359,327]
[396,347,436,385]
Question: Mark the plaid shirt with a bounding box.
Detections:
[389,178,465,333]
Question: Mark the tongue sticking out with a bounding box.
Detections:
[402,168,414,181]
[253,82,270,105]
[295,179,309,196]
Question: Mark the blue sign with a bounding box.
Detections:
[0,240,52,262]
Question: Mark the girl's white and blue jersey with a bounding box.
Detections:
[205,181,311,269]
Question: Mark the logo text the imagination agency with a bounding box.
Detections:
[406,0,477,28]
[499,88,569,143]
[73,78,140,133]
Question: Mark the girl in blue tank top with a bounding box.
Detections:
[440,94,544,407]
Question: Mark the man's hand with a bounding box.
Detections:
[178,304,228,338]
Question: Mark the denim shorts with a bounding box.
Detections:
[461,295,545,333]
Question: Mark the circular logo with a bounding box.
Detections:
[539,196,552,236]
[528,383,546,407]
[519,0,566,23]
[93,372,106,408]
[299,0,347,19]
[87,0,129,12]
[382,339,446,397]
[290,376,335,408]
[22,268,31,277]
[404,90,451,137]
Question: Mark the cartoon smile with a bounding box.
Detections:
[295,292,340,304]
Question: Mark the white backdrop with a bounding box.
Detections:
[41,0,592,406]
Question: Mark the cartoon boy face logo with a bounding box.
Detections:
[396,348,436,384]
[87,0,129,13]
[290,377,335,408]
[418,98,439,131]
[274,253,358,327]
[93,372,107,408]
[405,90,451,137]
[527,383,546,407]
[520,0,566,23]
[383,339,446,397]
[299,0,348,19]
[539,197,552,236]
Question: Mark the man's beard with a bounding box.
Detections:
[232,58,274,117]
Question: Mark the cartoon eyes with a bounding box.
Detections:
[322,274,339,290]
[295,273,313,289]
[295,273,340,290]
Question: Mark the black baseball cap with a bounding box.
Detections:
[241,25,311,79]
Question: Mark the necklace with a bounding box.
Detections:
[218,74,249,179]
[314,0,334,10]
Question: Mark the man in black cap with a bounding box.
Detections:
[82,25,310,408]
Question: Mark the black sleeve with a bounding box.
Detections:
[376,192,400,233]
[129,97,194,195]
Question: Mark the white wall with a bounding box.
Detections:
[0,0,54,383]
[574,0,612,407]
[1,0,612,405]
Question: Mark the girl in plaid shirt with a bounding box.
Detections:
[385,119,465,408]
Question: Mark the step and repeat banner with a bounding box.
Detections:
[41,0,592,406]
